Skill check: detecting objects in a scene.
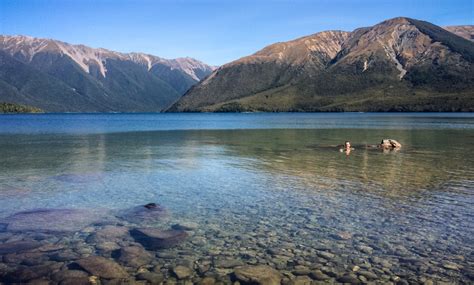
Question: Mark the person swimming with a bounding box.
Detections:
[366,139,402,150]
[339,141,355,154]
[337,139,401,154]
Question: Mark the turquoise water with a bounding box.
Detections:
[0,113,473,283]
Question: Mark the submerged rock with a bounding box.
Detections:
[293,265,311,275]
[309,270,330,281]
[0,240,42,254]
[95,241,120,252]
[198,277,216,285]
[213,258,244,268]
[172,222,199,231]
[3,251,47,265]
[75,256,128,279]
[118,203,168,225]
[51,269,90,282]
[116,245,153,268]
[442,261,461,271]
[87,225,129,244]
[4,208,106,232]
[293,275,312,285]
[357,245,374,254]
[3,262,62,283]
[49,250,80,262]
[358,270,378,280]
[333,231,352,240]
[172,265,194,279]
[144,203,158,209]
[233,265,281,285]
[136,272,165,283]
[338,274,361,284]
[58,277,91,285]
[130,228,187,250]
[317,251,335,260]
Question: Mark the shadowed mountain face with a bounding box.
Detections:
[168,18,474,112]
[0,36,214,112]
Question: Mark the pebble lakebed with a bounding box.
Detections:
[0,180,472,285]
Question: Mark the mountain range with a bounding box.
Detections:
[1,18,473,113]
[168,18,474,112]
[0,35,214,112]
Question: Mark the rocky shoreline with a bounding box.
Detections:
[0,202,472,284]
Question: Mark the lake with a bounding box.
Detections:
[0,113,473,283]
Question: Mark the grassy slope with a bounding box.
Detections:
[0,102,43,113]
[199,84,474,112]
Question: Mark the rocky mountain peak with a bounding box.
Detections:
[227,30,350,68]
[334,17,462,80]
[169,17,474,112]
[0,35,213,80]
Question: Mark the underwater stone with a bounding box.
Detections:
[309,270,330,281]
[136,272,165,283]
[51,269,90,282]
[4,208,106,233]
[3,251,47,265]
[171,222,199,231]
[75,256,128,279]
[116,245,153,268]
[87,225,129,244]
[118,203,168,225]
[130,228,187,250]
[213,258,244,268]
[338,274,361,284]
[198,277,216,285]
[442,262,460,271]
[172,265,193,279]
[233,265,281,285]
[3,263,62,283]
[0,240,43,254]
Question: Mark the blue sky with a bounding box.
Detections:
[1,0,473,65]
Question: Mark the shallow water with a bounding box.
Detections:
[0,113,473,284]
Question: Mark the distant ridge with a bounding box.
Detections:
[0,35,215,112]
[444,25,474,42]
[168,18,474,112]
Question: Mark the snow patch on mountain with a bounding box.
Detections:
[0,35,214,80]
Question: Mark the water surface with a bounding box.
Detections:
[0,113,473,283]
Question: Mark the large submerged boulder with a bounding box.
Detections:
[118,203,168,225]
[4,208,106,233]
[130,228,187,250]
[0,240,43,254]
